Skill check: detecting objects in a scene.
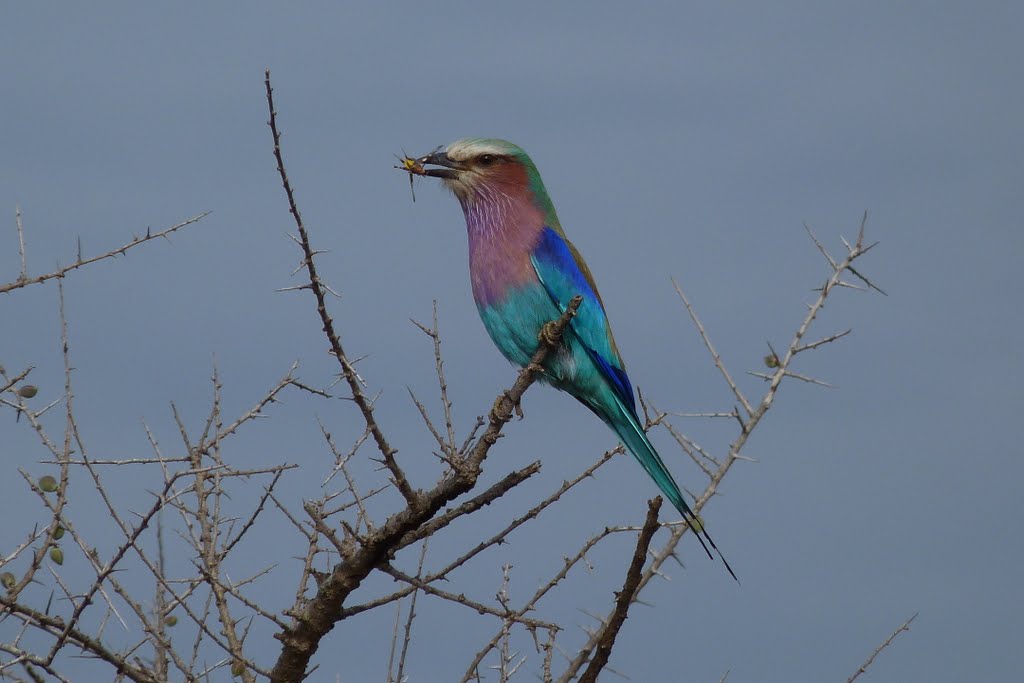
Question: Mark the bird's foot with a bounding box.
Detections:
[492,394,512,423]
[492,391,524,422]
[538,320,562,348]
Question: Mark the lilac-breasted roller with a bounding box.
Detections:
[414,138,735,580]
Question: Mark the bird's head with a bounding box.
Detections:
[415,138,549,208]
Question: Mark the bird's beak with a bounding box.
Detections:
[417,150,462,179]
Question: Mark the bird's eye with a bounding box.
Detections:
[478,154,497,166]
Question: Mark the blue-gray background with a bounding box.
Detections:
[3,3,1022,681]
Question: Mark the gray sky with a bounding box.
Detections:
[3,3,1022,681]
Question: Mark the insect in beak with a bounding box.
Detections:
[394,150,427,202]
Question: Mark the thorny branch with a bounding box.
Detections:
[459,522,644,683]
[578,497,662,683]
[267,61,585,683]
[1,211,209,295]
[2,70,898,683]
[845,613,918,683]
[3,249,305,681]
[338,449,617,623]
[558,213,885,680]
[269,290,581,681]
[264,70,417,506]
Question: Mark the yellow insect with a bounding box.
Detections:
[395,150,427,201]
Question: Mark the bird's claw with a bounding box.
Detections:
[492,394,511,423]
[492,391,524,422]
[538,320,562,347]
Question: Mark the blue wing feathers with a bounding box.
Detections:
[529,227,737,579]
[530,227,636,412]
[532,227,599,304]
[590,353,636,413]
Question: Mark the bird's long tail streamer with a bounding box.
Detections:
[607,402,739,582]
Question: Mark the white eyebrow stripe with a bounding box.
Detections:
[445,138,518,162]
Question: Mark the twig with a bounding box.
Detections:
[385,600,403,683]
[1,213,210,295]
[563,219,883,678]
[341,449,615,622]
[16,204,27,281]
[393,462,542,552]
[383,564,557,631]
[0,601,158,683]
[264,69,417,506]
[318,418,374,532]
[578,498,662,683]
[0,366,34,396]
[395,542,429,683]
[794,329,852,353]
[661,419,717,478]
[804,222,838,270]
[845,613,918,683]
[747,369,835,388]
[412,301,459,458]
[672,279,754,417]
[265,171,583,683]
[460,523,636,683]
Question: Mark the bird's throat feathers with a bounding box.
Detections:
[458,161,560,308]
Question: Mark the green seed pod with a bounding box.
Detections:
[53,526,65,540]
[38,475,58,493]
[1,572,15,590]
[17,385,38,398]
[231,661,246,677]
[763,354,780,368]
[49,547,64,565]
[165,615,178,627]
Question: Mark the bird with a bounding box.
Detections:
[412,138,736,580]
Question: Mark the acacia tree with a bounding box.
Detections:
[0,73,909,682]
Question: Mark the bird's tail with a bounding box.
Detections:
[605,401,738,582]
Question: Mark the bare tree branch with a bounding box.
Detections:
[578,497,662,683]
[1,213,209,295]
[561,219,886,680]
[340,449,616,622]
[269,292,580,681]
[845,613,918,683]
[264,70,417,505]
[672,278,754,418]
[2,73,896,683]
